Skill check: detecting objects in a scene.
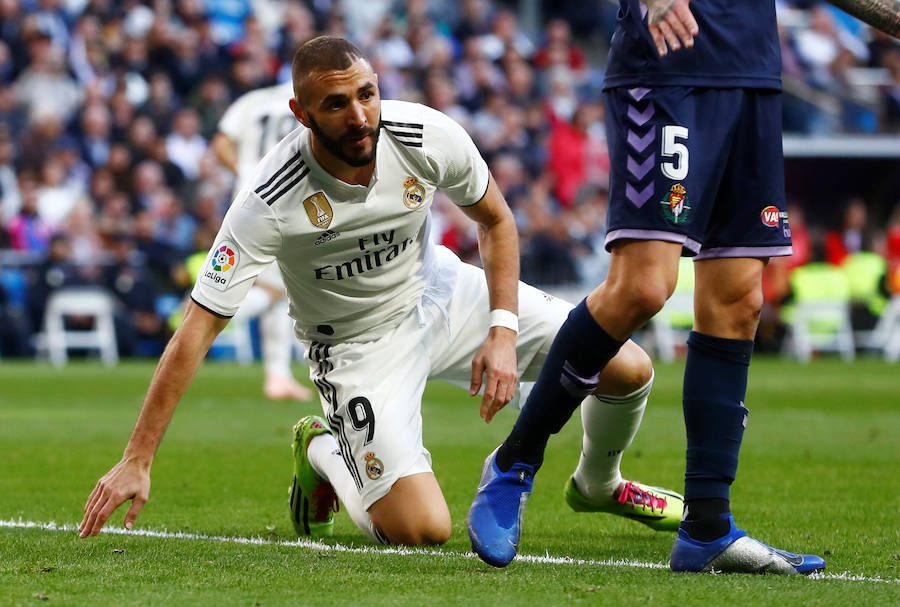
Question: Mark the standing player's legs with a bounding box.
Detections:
[667,89,824,574]
[677,256,762,543]
[468,86,772,567]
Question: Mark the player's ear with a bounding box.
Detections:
[289,97,310,128]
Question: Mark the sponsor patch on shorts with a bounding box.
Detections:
[201,241,239,291]
[760,205,780,227]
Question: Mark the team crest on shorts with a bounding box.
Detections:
[402,176,425,210]
[364,452,384,480]
[661,183,691,224]
[201,241,239,291]
[303,192,333,229]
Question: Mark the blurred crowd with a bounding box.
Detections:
[0,0,899,359]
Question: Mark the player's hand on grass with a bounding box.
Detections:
[646,0,699,57]
[470,327,519,424]
[79,457,150,538]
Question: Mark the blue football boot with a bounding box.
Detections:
[467,447,539,568]
[670,515,826,575]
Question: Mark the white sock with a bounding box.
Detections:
[306,433,387,544]
[572,373,653,501]
[261,299,295,378]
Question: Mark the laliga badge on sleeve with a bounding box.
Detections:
[201,241,240,291]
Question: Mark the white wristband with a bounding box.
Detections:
[489,309,518,333]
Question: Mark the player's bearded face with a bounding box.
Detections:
[306,112,379,167]
[303,60,382,168]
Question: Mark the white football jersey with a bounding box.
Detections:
[217,81,298,191]
[192,100,490,343]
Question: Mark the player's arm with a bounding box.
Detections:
[211,132,238,174]
[459,175,520,424]
[79,301,229,538]
[826,0,900,37]
[645,0,699,57]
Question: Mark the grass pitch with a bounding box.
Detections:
[1,358,898,606]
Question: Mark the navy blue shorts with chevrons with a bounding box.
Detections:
[603,86,792,259]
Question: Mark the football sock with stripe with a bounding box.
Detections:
[497,300,625,472]
[307,433,386,544]
[680,331,753,541]
[571,374,652,500]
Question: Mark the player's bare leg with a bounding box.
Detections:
[368,473,451,546]
[586,240,683,339]
[692,257,766,340]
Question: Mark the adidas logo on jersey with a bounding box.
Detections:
[315,230,341,246]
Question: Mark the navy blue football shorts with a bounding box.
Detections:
[603,86,792,259]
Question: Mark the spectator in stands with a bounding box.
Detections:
[546,102,609,208]
[164,107,207,181]
[26,233,91,332]
[36,155,86,230]
[0,0,897,359]
[8,173,51,254]
[141,72,179,133]
[133,209,189,296]
[13,20,83,127]
[79,102,111,168]
[533,18,586,74]
[825,197,878,265]
[103,233,164,356]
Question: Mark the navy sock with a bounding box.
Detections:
[681,498,731,542]
[497,300,625,471]
[680,331,752,540]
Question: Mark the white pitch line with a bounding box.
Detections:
[2,518,897,585]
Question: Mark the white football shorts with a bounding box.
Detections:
[304,246,574,509]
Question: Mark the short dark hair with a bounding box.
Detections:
[291,36,368,102]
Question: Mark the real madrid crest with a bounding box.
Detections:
[303,192,333,229]
[402,176,425,210]
[364,451,384,480]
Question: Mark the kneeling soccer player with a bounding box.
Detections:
[80,36,682,549]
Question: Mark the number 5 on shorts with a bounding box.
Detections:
[661,125,689,180]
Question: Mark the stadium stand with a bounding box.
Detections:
[0,0,898,361]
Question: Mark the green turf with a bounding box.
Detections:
[1,358,898,606]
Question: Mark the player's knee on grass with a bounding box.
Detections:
[367,473,452,546]
[376,510,452,546]
[595,340,653,397]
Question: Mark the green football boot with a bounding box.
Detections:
[564,477,684,531]
[289,415,339,537]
